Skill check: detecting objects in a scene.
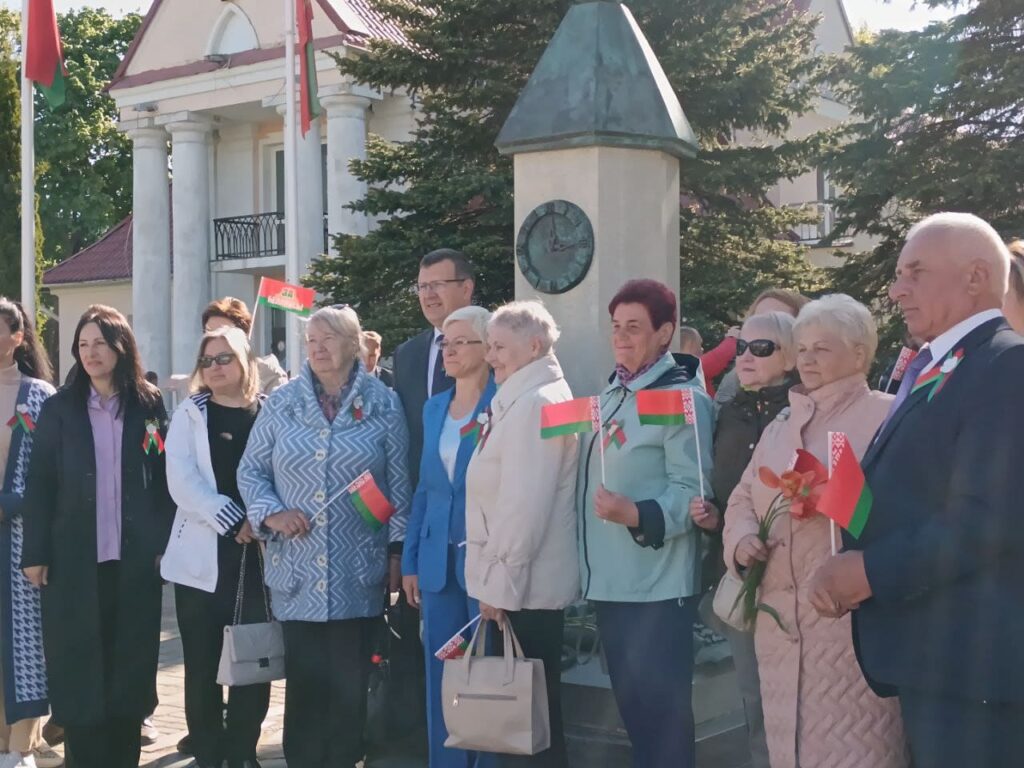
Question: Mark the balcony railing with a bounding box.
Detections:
[788,202,837,245]
[212,212,329,261]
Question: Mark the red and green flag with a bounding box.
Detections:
[434,616,481,661]
[24,0,67,108]
[460,416,482,447]
[817,432,872,539]
[910,348,963,402]
[348,471,396,532]
[635,389,697,427]
[295,0,321,137]
[257,276,316,317]
[142,419,165,455]
[603,420,626,450]
[540,396,599,439]
[6,405,35,434]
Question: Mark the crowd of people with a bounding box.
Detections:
[0,211,1016,768]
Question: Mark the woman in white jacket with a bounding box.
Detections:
[161,327,270,768]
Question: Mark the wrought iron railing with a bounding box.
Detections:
[212,213,330,261]
[788,202,836,244]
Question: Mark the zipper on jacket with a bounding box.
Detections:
[581,387,629,599]
[452,692,517,706]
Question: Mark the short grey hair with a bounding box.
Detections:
[906,212,1011,297]
[489,300,560,354]
[794,294,878,371]
[742,311,795,359]
[308,305,363,361]
[443,305,492,345]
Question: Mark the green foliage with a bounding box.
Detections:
[823,0,1024,349]
[0,8,141,270]
[306,0,829,350]
[0,18,19,297]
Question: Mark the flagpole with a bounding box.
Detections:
[20,1,36,319]
[827,431,838,556]
[685,390,707,500]
[283,0,301,377]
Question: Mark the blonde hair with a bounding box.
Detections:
[308,305,364,362]
[189,326,260,401]
[794,294,878,372]
[443,305,492,344]
[362,330,383,350]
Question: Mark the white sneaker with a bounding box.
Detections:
[30,747,61,768]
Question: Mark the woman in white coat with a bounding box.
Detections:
[465,301,580,768]
[161,327,270,768]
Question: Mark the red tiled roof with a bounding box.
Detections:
[43,216,134,285]
[109,0,407,92]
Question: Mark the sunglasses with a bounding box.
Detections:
[736,339,778,358]
[198,352,236,369]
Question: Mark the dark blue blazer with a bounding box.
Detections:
[847,318,1024,704]
[401,377,496,593]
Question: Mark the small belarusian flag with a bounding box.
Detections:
[256,276,316,317]
[348,471,395,532]
[460,416,482,447]
[890,346,918,383]
[295,0,322,137]
[25,0,68,108]
[910,348,963,402]
[434,615,481,661]
[818,432,872,538]
[789,448,828,484]
[636,389,697,427]
[6,404,35,434]
[540,396,599,439]
[603,420,626,450]
[142,419,165,455]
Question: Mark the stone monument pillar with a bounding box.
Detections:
[495,0,696,396]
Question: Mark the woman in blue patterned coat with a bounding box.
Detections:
[0,299,54,768]
[238,305,411,768]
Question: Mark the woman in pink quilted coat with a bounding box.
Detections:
[723,295,909,768]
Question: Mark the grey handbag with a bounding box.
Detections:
[441,619,550,756]
[216,544,286,686]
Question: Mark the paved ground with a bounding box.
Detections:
[45,586,751,768]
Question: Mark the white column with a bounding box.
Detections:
[165,119,214,374]
[125,124,171,380]
[297,117,325,274]
[321,87,371,244]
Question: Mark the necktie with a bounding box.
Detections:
[431,335,451,398]
[878,346,932,434]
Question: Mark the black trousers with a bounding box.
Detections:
[64,563,142,768]
[175,579,271,765]
[495,609,567,768]
[281,618,375,768]
[900,687,1024,768]
[595,597,698,768]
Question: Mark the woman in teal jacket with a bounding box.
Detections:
[577,279,713,768]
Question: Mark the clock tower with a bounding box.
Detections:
[496,0,697,396]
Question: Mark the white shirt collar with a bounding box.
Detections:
[920,309,1003,373]
[433,327,443,343]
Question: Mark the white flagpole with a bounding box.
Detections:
[685,390,706,500]
[20,1,36,319]
[828,431,838,556]
[283,0,301,376]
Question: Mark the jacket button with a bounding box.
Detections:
[317,555,327,567]
[314,490,326,503]
[315,449,326,461]
[316,513,327,525]
[748,443,755,450]
[317,580,326,592]
[320,428,329,438]
[272,555,280,566]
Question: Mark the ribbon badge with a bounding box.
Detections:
[6,404,34,434]
[142,419,165,455]
[477,408,492,450]
[910,348,963,402]
[351,396,364,422]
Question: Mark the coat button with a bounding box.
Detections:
[314,490,326,503]
[317,555,327,567]
[316,513,327,525]
[320,428,330,438]
[748,443,755,450]
[272,555,280,566]
[317,580,326,592]
[315,449,326,461]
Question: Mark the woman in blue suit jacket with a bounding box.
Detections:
[402,306,496,768]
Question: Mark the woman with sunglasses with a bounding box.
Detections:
[161,327,270,768]
[688,311,798,768]
[576,279,713,768]
[722,295,907,768]
[22,305,173,768]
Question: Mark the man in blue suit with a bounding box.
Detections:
[809,213,1024,767]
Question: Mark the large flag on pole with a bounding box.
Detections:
[295,0,321,136]
[24,0,67,107]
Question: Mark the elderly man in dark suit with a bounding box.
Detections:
[393,249,476,486]
[809,212,1024,767]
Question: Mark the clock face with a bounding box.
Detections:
[515,200,595,294]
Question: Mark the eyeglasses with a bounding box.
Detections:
[438,338,483,351]
[736,339,778,358]
[198,352,236,369]
[415,279,466,295]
